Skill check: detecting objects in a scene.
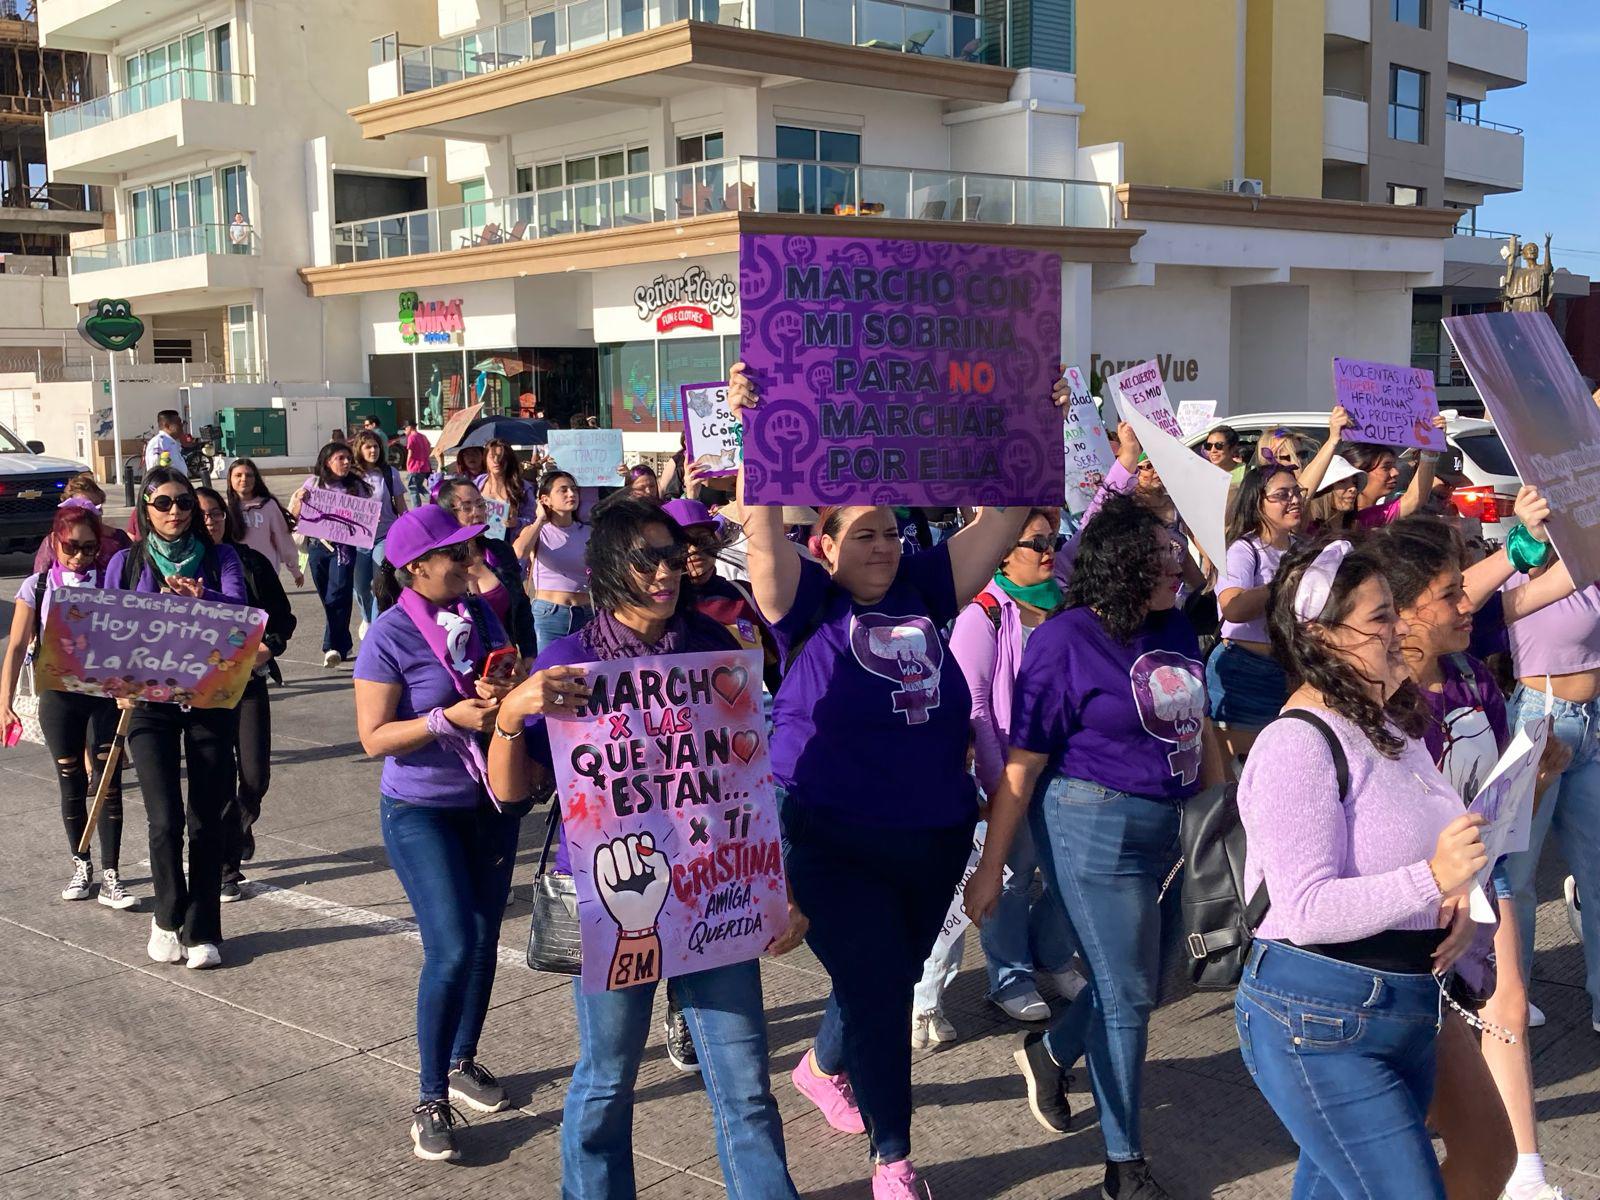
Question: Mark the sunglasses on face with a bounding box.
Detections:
[1265,486,1307,504]
[424,542,474,565]
[628,543,689,576]
[60,539,98,557]
[1013,535,1056,554]
[147,493,195,513]
[1203,441,1230,451]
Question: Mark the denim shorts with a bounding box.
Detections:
[1206,640,1288,730]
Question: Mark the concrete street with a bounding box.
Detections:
[1,536,1596,1199]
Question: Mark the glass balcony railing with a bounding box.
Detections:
[46,68,254,138]
[380,0,1004,95]
[331,156,1113,264]
[71,224,258,273]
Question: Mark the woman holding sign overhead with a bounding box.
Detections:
[291,441,374,668]
[727,361,1070,1198]
[107,466,248,971]
[488,497,801,1200]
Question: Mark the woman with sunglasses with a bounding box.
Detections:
[475,438,536,535]
[727,362,1071,1198]
[1,502,136,911]
[1200,427,1246,482]
[522,469,594,652]
[436,477,537,667]
[194,487,297,903]
[354,505,530,1163]
[291,441,374,668]
[352,429,409,637]
[1206,465,1307,762]
[930,509,1080,1044]
[107,466,248,969]
[663,497,766,653]
[227,457,302,587]
[488,497,802,1199]
[967,496,1224,1200]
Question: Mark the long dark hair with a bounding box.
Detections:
[1267,536,1428,757]
[1063,494,1170,643]
[483,438,525,516]
[1225,465,1296,548]
[193,485,240,544]
[537,468,581,525]
[1371,516,1465,613]
[586,497,685,614]
[225,456,294,535]
[1340,442,1396,473]
[134,466,215,574]
[313,441,372,495]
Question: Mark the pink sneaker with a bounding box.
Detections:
[790,1048,866,1135]
[872,1159,931,1198]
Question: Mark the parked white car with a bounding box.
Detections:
[1183,410,1522,536]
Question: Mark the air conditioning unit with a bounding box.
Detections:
[1224,177,1265,197]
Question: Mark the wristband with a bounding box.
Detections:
[492,718,524,741]
[1506,523,1553,573]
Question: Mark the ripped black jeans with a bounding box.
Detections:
[37,688,125,868]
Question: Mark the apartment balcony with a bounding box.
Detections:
[304,156,1131,297]
[45,69,255,183]
[1322,90,1368,164]
[1324,0,1369,45]
[36,0,197,52]
[1444,114,1524,194]
[357,0,1010,139]
[67,223,260,306]
[1447,1,1528,90]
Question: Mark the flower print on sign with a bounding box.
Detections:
[1129,650,1206,784]
[849,612,943,725]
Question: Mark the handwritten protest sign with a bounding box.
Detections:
[1176,400,1218,440]
[293,483,382,550]
[547,429,625,488]
[1332,357,1446,452]
[1120,401,1231,569]
[34,587,266,710]
[1465,712,1550,923]
[933,822,1014,957]
[1445,311,1600,587]
[739,233,1063,506]
[1061,365,1113,516]
[484,499,509,541]
[1110,360,1183,439]
[681,381,740,478]
[545,649,787,992]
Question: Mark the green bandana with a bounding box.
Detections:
[992,571,1062,612]
[146,531,205,581]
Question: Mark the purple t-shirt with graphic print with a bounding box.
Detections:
[1010,605,1207,801]
[1420,652,1509,801]
[765,542,976,829]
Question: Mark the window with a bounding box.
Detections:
[333,172,427,224]
[598,336,741,431]
[522,145,650,193]
[1387,184,1424,206]
[774,125,862,214]
[227,304,257,381]
[676,132,724,164]
[124,28,218,105]
[1388,66,1426,143]
[1445,94,1480,123]
[1391,0,1428,27]
[125,166,233,258]
[1446,201,1477,233]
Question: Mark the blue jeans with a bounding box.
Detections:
[1032,776,1179,1163]
[353,537,386,626]
[1503,685,1600,1022]
[1206,640,1289,730]
[783,793,974,1163]
[306,541,355,658]
[406,471,428,509]
[379,795,524,1102]
[560,960,798,1199]
[532,600,593,653]
[1235,940,1445,1199]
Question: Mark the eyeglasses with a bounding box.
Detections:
[628,543,689,576]
[1203,441,1231,451]
[1264,487,1307,504]
[451,498,488,513]
[1013,535,1056,554]
[201,508,227,522]
[60,539,98,557]
[147,493,195,513]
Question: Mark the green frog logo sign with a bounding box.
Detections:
[78,298,145,352]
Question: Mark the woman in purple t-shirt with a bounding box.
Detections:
[966,496,1223,1200]
[728,362,1070,1198]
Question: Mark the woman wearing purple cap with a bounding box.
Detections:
[353,504,537,1163]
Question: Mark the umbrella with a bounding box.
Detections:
[462,416,552,448]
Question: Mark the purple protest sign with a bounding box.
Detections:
[738,233,1063,506]
[1332,357,1446,452]
[294,481,382,549]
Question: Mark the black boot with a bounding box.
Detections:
[1102,1159,1171,1200]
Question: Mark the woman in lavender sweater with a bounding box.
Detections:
[1234,538,1489,1198]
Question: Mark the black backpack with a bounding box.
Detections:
[1179,709,1347,989]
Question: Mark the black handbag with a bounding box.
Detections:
[525,805,582,975]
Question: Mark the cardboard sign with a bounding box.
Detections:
[1176,400,1218,440]
[1465,714,1550,923]
[933,821,1014,957]
[1119,401,1232,569]
[484,499,509,542]
[433,402,484,457]
[34,587,266,710]
[1061,365,1114,516]
[738,233,1064,506]
[1444,311,1600,588]
[546,429,625,488]
[681,381,740,478]
[1332,357,1446,452]
[296,483,383,550]
[545,649,788,993]
[1110,360,1183,439]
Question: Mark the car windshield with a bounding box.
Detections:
[1454,431,1517,478]
[0,422,28,453]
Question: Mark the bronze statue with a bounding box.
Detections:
[1501,233,1555,313]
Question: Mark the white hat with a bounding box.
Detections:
[1314,455,1363,495]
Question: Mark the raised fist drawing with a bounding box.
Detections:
[595,833,670,936]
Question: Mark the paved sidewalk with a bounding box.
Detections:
[1,557,1595,1199]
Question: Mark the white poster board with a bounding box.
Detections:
[1118,401,1232,569]
[483,498,509,541]
[933,822,1013,957]
[681,381,739,478]
[1465,714,1550,923]
[546,430,625,488]
[1061,365,1114,516]
[1176,400,1218,440]
[1109,360,1183,439]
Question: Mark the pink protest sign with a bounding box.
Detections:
[1332,357,1446,452]
[295,482,383,549]
[544,648,787,993]
[1109,360,1183,439]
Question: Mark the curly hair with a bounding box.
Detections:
[1063,494,1169,643]
[1267,535,1428,757]
[586,496,687,615]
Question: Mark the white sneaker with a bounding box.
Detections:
[926,1009,957,1044]
[147,918,182,964]
[322,649,341,668]
[911,1012,934,1050]
[1500,1186,1568,1200]
[994,988,1051,1022]
[1565,875,1582,942]
[1528,1001,1546,1029]
[186,942,221,970]
[1048,965,1089,1001]
[97,869,137,910]
[61,857,93,901]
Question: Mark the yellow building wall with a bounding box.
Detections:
[1244,0,1325,197]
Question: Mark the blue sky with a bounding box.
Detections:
[1478,3,1600,280]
